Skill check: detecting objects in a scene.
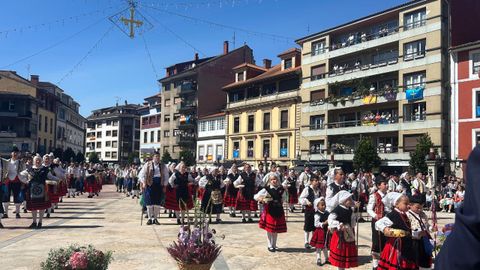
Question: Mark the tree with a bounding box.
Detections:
[179,149,196,167]
[53,148,63,160]
[74,151,85,163]
[127,152,138,164]
[88,152,100,164]
[62,147,76,163]
[161,150,172,164]
[353,137,381,172]
[409,134,434,174]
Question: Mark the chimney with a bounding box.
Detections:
[223,41,229,55]
[263,59,272,69]
[194,52,199,61]
[30,75,39,85]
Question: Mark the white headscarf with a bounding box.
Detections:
[329,190,352,210]
[227,164,237,175]
[314,197,325,211]
[382,192,403,212]
[175,162,184,171]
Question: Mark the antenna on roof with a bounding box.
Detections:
[114,96,121,106]
[232,31,236,49]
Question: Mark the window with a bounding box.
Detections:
[311,40,326,56]
[39,114,42,131]
[50,119,53,134]
[164,130,170,137]
[310,140,325,154]
[106,141,111,147]
[96,122,102,128]
[198,146,205,160]
[150,131,155,142]
[404,8,426,30]
[8,100,15,111]
[473,52,480,75]
[404,102,427,122]
[112,120,118,126]
[248,115,254,132]
[163,146,169,153]
[247,140,254,158]
[112,152,118,159]
[96,142,101,148]
[216,145,223,160]
[164,115,170,122]
[262,83,277,95]
[173,146,181,153]
[403,134,423,152]
[49,140,52,151]
[404,71,426,88]
[279,78,299,92]
[105,152,111,158]
[310,115,325,129]
[208,120,215,131]
[310,89,325,102]
[174,97,181,105]
[112,141,118,148]
[233,117,240,133]
[105,130,111,136]
[280,110,289,129]
[165,99,171,107]
[107,120,112,126]
[372,50,398,64]
[263,140,270,158]
[157,130,161,142]
[229,90,244,102]
[207,145,213,160]
[96,131,102,138]
[404,39,426,60]
[199,121,206,132]
[233,141,240,158]
[284,58,292,69]
[173,113,180,121]
[44,116,48,132]
[112,130,118,137]
[164,83,171,91]
[280,138,288,157]
[263,112,271,130]
[476,132,480,146]
[237,72,244,82]
[475,90,480,118]
[217,118,225,130]
[173,129,181,136]
[311,65,326,81]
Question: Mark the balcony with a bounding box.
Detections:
[178,101,197,114]
[178,118,196,130]
[18,111,33,118]
[178,135,196,147]
[0,131,17,138]
[179,81,197,95]
[227,90,298,110]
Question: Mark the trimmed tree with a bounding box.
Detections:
[53,148,64,160]
[353,137,381,173]
[62,148,76,163]
[179,149,196,167]
[75,151,85,163]
[409,133,434,174]
[88,152,100,164]
[161,150,172,164]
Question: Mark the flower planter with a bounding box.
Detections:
[177,262,213,270]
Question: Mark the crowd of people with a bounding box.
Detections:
[0,146,104,229]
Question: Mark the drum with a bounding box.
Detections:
[211,190,223,205]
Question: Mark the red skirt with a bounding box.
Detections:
[197,187,205,201]
[86,182,96,193]
[378,238,418,270]
[259,204,287,233]
[47,184,60,204]
[310,228,327,249]
[329,230,358,268]
[60,181,67,196]
[223,193,237,207]
[235,190,258,211]
[164,187,194,211]
[288,190,298,204]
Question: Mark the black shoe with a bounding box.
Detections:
[146,219,153,225]
[316,259,322,266]
[0,222,4,228]
[60,198,63,202]
[28,222,36,229]
[216,219,222,224]
[254,213,258,218]
[242,218,247,223]
[164,209,167,214]
[46,213,50,218]
[144,214,149,219]
[16,213,20,219]
[23,209,27,213]
[358,217,365,223]
[173,213,177,218]
[73,195,75,198]
[209,218,212,223]
[248,218,254,223]
[37,222,42,229]
[304,243,312,249]
[232,213,236,217]
[177,219,181,225]
[132,196,135,199]
[268,247,275,252]
[301,209,305,213]
[154,219,160,225]
[3,214,8,218]
[229,213,234,217]
[13,210,17,214]
[168,213,172,218]
[67,195,70,198]
[51,209,55,213]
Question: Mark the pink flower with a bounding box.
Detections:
[69,251,88,269]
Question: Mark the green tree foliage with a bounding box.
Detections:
[62,148,76,163]
[74,151,85,163]
[353,137,381,172]
[409,134,434,174]
[161,150,172,164]
[53,148,63,160]
[179,150,196,167]
[88,152,100,164]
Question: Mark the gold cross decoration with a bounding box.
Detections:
[120,7,143,39]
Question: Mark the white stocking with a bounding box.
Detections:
[32,210,38,223]
[147,206,154,219]
[304,231,310,243]
[153,205,160,218]
[39,210,45,223]
[272,233,278,248]
[266,232,273,248]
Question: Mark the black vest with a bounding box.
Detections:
[332,205,353,226]
[174,172,190,202]
[400,179,412,196]
[329,182,346,197]
[240,171,256,200]
[385,210,415,260]
[265,186,284,217]
[205,175,222,191]
[287,177,297,194]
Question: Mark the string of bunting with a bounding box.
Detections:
[141,34,160,80]
[0,5,119,39]
[140,3,294,43]
[57,24,116,85]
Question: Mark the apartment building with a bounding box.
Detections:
[139,94,161,161]
[196,113,226,167]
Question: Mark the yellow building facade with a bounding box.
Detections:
[224,49,302,168]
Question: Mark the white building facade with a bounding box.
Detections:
[139,94,161,161]
[196,113,226,167]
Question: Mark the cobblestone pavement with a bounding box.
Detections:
[0,185,454,270]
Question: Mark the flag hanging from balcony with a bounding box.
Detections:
[233,149,239,158]
[363,95,377,104]
[406,86,424,101]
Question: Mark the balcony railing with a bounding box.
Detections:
[329,56,398,77]
[330,144,399,154]
[329,26,400,52]
[178,101,197,113]
[404,19,426,31]
[0,131,17,138]
[180,82,197,95]
[326,117,398,129]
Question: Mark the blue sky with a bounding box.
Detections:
[0,0,409,116]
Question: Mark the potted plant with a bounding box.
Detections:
[41,244,113,270]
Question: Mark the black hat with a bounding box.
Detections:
[409,194,424,205]
[12,145,19,152]
[374,175,387,186]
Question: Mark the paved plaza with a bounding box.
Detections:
[0,185,454,270]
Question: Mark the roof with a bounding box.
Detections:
[199,112,225,120]
[232,63,267,71]
[223,64,301,90]
[144,93,161,100]
[0,70,35,87]
[277,48,301,57]
[159,45,251,82]
[0,91,35,99]
[450,39,480,51]
[295,0,427,44]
